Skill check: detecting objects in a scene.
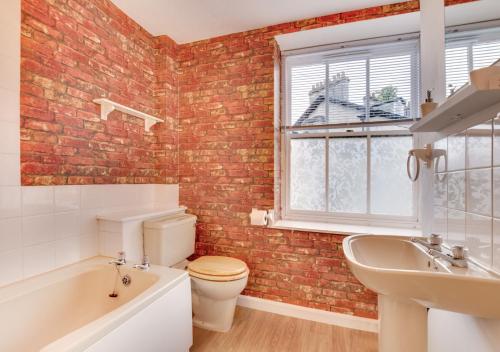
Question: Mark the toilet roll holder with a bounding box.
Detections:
[250,208,275,226]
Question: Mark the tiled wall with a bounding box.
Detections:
[0,183,178,286]
[0,0,21,186]
[433,116,500,270]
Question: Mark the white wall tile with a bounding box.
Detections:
[55,237,81,267]
[0,0,20,55]
[493,168,500,218]
[54,185,80,212]
[154,184,179,208]
[81,185,114,209]
[434,138,447,173]
[80,208,101,236]
[22,214,55,247]
[98,231,123,258]
[0,54,20,92]
[493,219,500,272]
[433,174,447,207]
[0,154,20,186]
[0,249,23,286]
[123,184,154,206]
[22,186,54,216]
[448,210,466,246]
[0,14,20,59]
[79,233,98,259]
[23,242,55,278]
[432,206,447,237]
[0,121,19,155]
[55,211,80,239]
[493,116,500,167]
[466,213,492,267]
[0,217,21,253]
[466,169,492,216]
[448,133,466,171]
[466,121,492,169]
[448,171,465,211]
[54,211,81,239]
[0,186,21,219]
[0,87,20,124]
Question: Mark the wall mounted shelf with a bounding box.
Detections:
[410,84,500,133]
[93,98,163,132]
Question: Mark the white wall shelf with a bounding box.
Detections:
[93,98,163,132]
[410,84,500,133]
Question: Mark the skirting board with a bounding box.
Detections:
[237,295,379,333]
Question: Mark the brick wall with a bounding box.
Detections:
[20,0,178,184]
[178,0,475,319]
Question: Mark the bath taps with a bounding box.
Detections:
[411,234,443,252]
[428,245,468,268]
[109,251,127,266]
[133,255,150,271]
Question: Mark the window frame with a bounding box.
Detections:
[445,26,500,96]
[280,38,421,228]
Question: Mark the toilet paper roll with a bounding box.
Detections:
[250,208,268,226]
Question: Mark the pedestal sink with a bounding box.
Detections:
[343,235,500,352]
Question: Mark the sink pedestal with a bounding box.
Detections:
[379,295,428,352]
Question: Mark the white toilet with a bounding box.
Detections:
[143,212,249,332]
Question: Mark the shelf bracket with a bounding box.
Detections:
[99,102,115,121]
[145,118,155,132]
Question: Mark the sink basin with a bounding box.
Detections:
[343,235,500,352]
[344,235,500,318]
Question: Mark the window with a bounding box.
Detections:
[282,39,419,226]
[446,27,500,96]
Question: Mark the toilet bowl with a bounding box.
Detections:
[143,214,250,333]
[188,256,249,332]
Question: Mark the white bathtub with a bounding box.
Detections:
[0,257,192,352]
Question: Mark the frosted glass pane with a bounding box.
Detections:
[329,137,367,213]
[290,139,326,211]
[371,135,413,216]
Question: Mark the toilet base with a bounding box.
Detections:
[192,293,238,333]
[190,275,248,333]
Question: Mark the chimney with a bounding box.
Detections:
[329,72,349,101]
[309,81,325,104]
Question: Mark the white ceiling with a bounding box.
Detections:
[110,0,408,44]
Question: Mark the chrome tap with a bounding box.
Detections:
[133,255,150,271]
[411,234,443,252]
[109,251,127,265]
[428,245,468,268]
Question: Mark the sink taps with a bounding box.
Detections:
[133,255,150,271]
[411,234,443,251]
[428,245,468,268]
[109,251,127,265]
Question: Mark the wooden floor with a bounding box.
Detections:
[190,307,378,352]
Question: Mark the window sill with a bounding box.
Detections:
[270,220,422,237]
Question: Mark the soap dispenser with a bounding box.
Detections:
[420,90,438,117]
